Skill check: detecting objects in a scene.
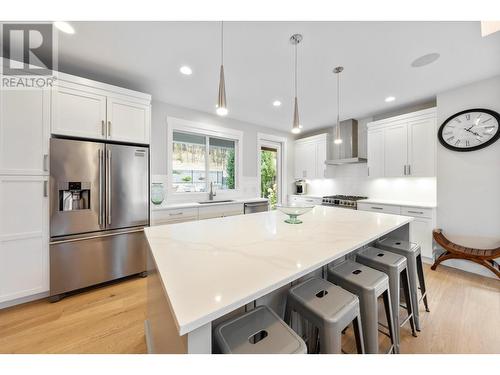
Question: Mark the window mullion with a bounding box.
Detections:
[205,136,210,192]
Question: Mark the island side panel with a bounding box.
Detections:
[146,245,188,354]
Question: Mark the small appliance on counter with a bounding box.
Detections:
[322,195,368,210]
[295,179,307,195]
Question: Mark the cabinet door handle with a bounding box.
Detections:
[43,154,48,172]
[371,206,383,210]
[408,164,411,175]
[404,165,407,175]
[367,167,370,177]
[101,120,105,136]
[107,121,111,137]
[169,212,183,216]
[43,180,48,197]
[407,210,423,214]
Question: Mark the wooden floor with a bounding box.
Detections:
[0,264,498,354]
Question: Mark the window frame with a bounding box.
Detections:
[167,117,243,198]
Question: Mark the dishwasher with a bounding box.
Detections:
[244,201,269,214]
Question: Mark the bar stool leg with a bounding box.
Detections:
[319,326,342,354]
[359,296,380,354]
[401,269,417,337]
[416,255,430,312]
[382,290,397,354]
[352,316,365,354]
[387,270,401,353]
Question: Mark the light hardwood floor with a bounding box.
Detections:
[0,264,498,354]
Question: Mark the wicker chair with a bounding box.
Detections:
[432,229,500,278]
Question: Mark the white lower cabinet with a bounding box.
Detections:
[357,202,436,260]
[151,203,246,226]
[289,195,323,205]
[198,203,244,220]
[0,176,49,304]
[151,207,199,225]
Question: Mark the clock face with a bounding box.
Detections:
[438,109,500,152]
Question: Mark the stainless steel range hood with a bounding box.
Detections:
[325,119,367,165]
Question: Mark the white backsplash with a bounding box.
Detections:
[305,163,436,203]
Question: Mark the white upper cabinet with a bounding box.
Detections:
[52,85,107,140]
[51,73,151,144]
[367,108,436,178]
[384,123,408,177]
[367,128,384,178]
[0,89,50,175]
[407,117,436,177]
[294,134,328,180]
[106,97,150,144]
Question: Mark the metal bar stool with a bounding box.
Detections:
[356,247,417,353]
[328,260,397,354]
[375,238,430,331]
[214,305,307,354]
[284,277,365,354]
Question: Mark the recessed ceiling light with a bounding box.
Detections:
[385,96,396,103]
[179,66,192,75]
[411,53,440,68]
[272,100,281,107]
[53,21,75,35]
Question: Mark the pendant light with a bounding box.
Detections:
[290,34,303,134]
[333,66,344,144]
[216,21,228,116]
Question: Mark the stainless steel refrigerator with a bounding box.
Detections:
[49,138,149,301]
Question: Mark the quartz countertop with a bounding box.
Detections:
[145,206,412,335]
[151,197,268,211]
[358,198,437,208]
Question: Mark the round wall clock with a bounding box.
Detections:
[438,108,500,152]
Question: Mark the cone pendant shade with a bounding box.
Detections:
[292,97,301,134]
[216,64,228,116]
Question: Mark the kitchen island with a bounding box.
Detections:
[144,206,412,354]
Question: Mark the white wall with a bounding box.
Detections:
[436,75,500,276]
[151,100,295,202]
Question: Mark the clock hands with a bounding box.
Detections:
[464,128,481,137]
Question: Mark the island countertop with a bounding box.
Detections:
[144,206,412,336]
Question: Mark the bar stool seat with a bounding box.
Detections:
[328,260,396,354]
[284,277,365,354]
[375,238,429,332]
[356,247,417,353]
[214,305,307,354]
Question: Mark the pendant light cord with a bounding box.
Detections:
[294,42,298,98]
[337,70,340,133]
[221,21,224,65]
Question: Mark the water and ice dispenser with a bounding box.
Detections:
[59,182,91,211]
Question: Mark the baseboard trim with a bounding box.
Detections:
[0,291,49,310]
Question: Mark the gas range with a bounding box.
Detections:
[322,195,368,210]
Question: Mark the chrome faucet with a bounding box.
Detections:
[209,182,216,201]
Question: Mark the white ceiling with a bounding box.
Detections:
[57,21,500,132]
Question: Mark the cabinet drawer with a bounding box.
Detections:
[151,208,198,225]
[198,203,244,220]
[401,206,433,219]
[357,202,401,214]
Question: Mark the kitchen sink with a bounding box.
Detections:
[198,200,235,204]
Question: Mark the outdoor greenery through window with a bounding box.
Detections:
[260,148,278,209]
[172,131,236,193]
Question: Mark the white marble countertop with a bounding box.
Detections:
[145,206,412,335]
[358,198,437,208]
[152,197,268,211]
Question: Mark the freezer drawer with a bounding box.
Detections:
[50,229,147,296]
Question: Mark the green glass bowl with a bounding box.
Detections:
[276,204,314,224]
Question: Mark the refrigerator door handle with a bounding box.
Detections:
[98,149,103,227]
[107,148,112,225]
